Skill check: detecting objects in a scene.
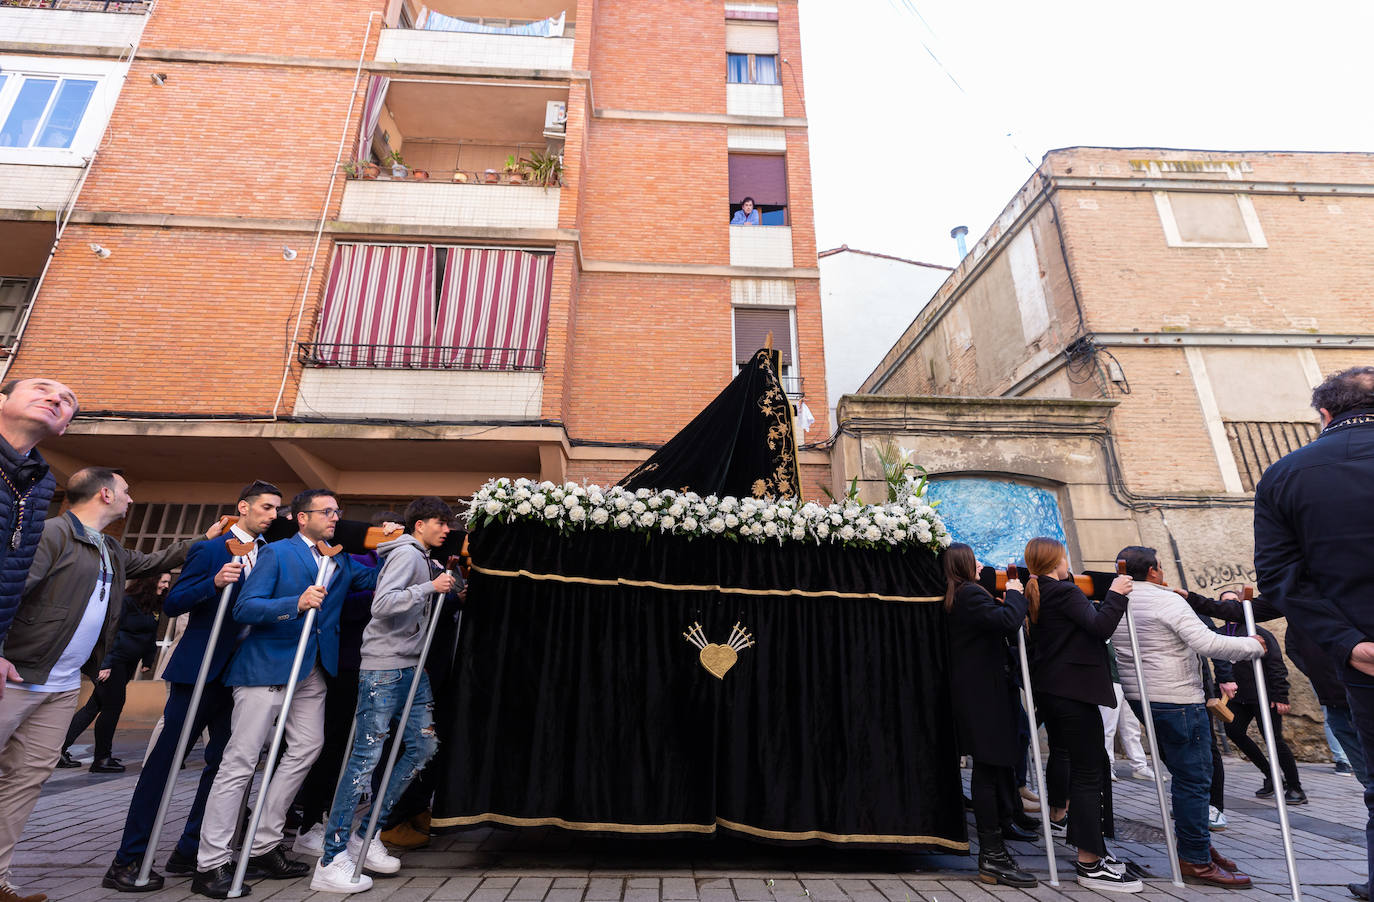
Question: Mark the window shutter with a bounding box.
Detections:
[728,154,787,206]
[725,22,778,54]
[734,308,793,365]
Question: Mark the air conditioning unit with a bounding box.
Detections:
[544,101,567,133]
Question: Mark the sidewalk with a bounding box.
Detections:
[11,733,1367,902]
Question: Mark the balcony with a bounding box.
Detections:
[0,0,149,52]
[729,225,793,268]
[726,83,784,118]
[0,162,81,213]
[294,343,544,421]
[378,2,574,74]
[339,179,560,230]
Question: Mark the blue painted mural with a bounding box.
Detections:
[925,477,1066,565]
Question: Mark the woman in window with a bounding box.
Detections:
[731,196,760,225]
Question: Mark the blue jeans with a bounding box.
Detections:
[1325,707,1351,765]
[322,668,437,865]
[1343,684,1374,893]
[1130,700,1212,865]
[1326,704,1372,792]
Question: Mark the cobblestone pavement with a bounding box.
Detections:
[11,732,1367,902]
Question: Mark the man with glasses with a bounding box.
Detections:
[192,490,376,899]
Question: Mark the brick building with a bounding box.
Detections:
[0,0,828,541]
[839,147,1374,752]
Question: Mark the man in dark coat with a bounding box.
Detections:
[1254,365,1374,900]
[0,378,78,697]
[1287,624,1368,785]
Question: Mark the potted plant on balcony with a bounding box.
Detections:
[385,150,408,179]
[523,150,563,189]
[411,169,431,180]
[343,159,381,180]
[504,153,524,185]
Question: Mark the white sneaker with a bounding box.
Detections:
[311,851,374,894]
[1076,857,1143,893]
[1131,767,1156,780]
[1208,805,1228,831]
[1110,770,1119,782]
[348,831,400,875]
[293,822,326,856]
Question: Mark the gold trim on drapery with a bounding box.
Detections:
[471,564,943,604]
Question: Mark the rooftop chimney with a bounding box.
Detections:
[950,225,969,260]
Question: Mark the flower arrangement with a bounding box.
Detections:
[465,477,951,554]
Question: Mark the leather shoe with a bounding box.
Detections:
[164,848,196,876]
[1181,860,1251,888]
[1285,787,1309,805]
[102,861,163,893]
[55,750,80,769]
[1001,819,1039,843]
[1210,847,1239,873]
[0,881,47,902]
[191,864,247,899]
[1348,882,1369,900]
[90,757,125,774]
[245,846,309,880]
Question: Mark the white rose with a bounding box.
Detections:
[791,525,805,540]
[864,526,881,541]
[631,500,647,514]
[708,517,726,533]
[660,515,676,530]
[938,533,953,548]
[590,508,609,525]
[614,512,632,528]
[543,505,560,519]
[635,488,651,499]
[638,512,656,527]
[840,525,856,540]
[483,500,503,516]
[516,501,533,516]
[531,493,547,508]
[763,521,778,536]
[816,522,830,538]
[569,506,586,522]
[724,514,739,528]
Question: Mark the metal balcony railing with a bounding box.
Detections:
[298,342,545,372]
[1,0,151,12]
[779,375,804,397]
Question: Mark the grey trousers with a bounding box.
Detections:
[0,687,80,880]
[196,668,327,869]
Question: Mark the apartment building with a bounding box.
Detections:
[0,0,828,543]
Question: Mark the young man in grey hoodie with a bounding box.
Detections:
[311,497,457,894]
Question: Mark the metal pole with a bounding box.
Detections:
[1243,598,1302,902]
[227,555,331,899]
[351,576,459,883]
[136,554,246,887]
[1016,627,1058,887]
[1122,606,1184,887]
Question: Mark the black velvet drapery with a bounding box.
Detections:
[431,522,967,851]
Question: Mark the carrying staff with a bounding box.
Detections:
[1023,537,1142,894]
[190,490,376,899]
[101,481,282,893]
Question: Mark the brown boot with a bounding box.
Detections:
[1181,860,1252,888]
[0,880,47,902]
[1210,846,1239,873]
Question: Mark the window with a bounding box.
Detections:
[1152,191,1267,248]
[726,53,779,85]
[734,306,799,395]
[0,279,34,348]
[728,153,788,225]
[0,75,97,150]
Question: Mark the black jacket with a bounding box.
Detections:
[1286,623,1349,708]
[1213,623,1288,705]
[945,581,1027,767]
[102,597,159,671]
[1254,408,1374,685]
[1029,575,1128,708]
[0,436,55,648]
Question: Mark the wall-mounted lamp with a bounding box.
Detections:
[281,246,298,261]
[150,73,167,86]
[90,244,111,259]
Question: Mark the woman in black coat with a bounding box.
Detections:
[58,573,167,773]
[944,543,1037,888]
[1024,537,1142,893]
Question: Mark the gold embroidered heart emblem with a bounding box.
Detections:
[698,643,737,680]
[683,621,755,679]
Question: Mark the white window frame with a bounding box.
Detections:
[1152,190,1267,249]
[0,55,126,166]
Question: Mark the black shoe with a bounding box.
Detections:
[1336,761,1355,776]
[1001,819,1039,843]
[1284,787,1309,805]
[977,830,1038,888]
[1012,811,1040,832]
[102,861,163,893]
[245,846,309,880]
[56,750,81,769]
[164,848,196,876]
[90,756,126,774]
[1049,814,1067,837]
[191,864,247,899]
[1347,882,1369,900]
[1255,778,1275,798]
[963,794,974,811]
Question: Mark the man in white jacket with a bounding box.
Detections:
[1111,546,1265,889]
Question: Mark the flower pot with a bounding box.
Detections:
[363,163,380,179]
[483,169,500,184]
[452,171,469,183]
[391,164,407,179]
[412,169,430,181]
[507,172,524,185]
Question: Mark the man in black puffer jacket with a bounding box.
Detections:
[0,378,79,701]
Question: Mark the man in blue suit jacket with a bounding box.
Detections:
[192,490,376,899]
[102,481,283,893]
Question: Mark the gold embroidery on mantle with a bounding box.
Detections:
[750,353,800,498]
[682,621,755,678]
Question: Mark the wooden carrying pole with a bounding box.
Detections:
[228,539,344,899]
[349,556,464,884]
[136,533,258,888]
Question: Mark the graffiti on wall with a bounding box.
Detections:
[926,477,1065,565]
[1188,561,1257,592]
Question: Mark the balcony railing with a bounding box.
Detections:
[779,375,804,398]
[0,0,150,11]
[298,342,545,372]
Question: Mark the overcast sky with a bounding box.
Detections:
[798,0,1374,268]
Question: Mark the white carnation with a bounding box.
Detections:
[816,522,830,538]
[483,500,503,516]
[538,480,556,492]
[615,497,630,511]
[563,495,579,509]
[516,501,533,516]
[569,506,586,522]
[840,525,856,541]
[590,508,609,525]
[638,512,656,527]
[514,487,531,501]
[864,525,881,541]
[668,503,684,517]
[707,517,726,533]
[514,477,532,488]
[683,516,698,531]
[631,500,647,514]
[761,508,776,521]
[530,493,547,508]
[543,505,560,519]
[635,488,652,499]
[893,529,907,542]
[763,521,778,536]
[614,512,632,528]
[791,525,805,540]
[724,514,740,528]
[660,515,676,530]
[829,513,843,526]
